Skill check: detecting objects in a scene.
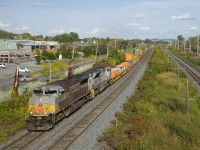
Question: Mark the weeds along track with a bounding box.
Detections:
[49,50,153,150]
[167,49,200,90]
[2,131,45,150]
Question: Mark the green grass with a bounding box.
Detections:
[100,47,200,150]
[0,92,31,143]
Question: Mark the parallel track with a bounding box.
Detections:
[2,132,44,150]
[49,50,153,150]
[166,49,200,90]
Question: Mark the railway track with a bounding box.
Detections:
[1,131,44,150]
[48,50,153,150]
[0,50,152,150]
[165,48,200,90]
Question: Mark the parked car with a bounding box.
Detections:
[0,64,6,68]
[20,75,33,82]
[19,67,30,73]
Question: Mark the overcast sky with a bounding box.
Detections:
[0,0,199,40]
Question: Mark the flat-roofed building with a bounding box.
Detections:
[0,39,60,63]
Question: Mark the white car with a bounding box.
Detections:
[19,67,30,73]
[0,64,6,68]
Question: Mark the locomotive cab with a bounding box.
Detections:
[26,85,64,130]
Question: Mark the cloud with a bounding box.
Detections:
[16,25,30,31]
[87,28,106,34]
[85,28,118,37]
[68,28,81,33]
[127,23,150,31]
[0,4,8,8]
[0,21,11,28]
[29,3,51,7]
[48,28,65,34]
[126,23,142,26]
[136,13,146,19]
[138,26,150,30]
[171,14,195,20]
[189,26,197,30]
[51,8,65,12]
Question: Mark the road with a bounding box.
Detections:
[0,61,41,92]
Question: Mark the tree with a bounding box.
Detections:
[108,48,125,65]
[35,49,41,64]
[177,35,185,50]
[21,32,34,40]
[0,29,17,39]
[41,50,56,60]
[52,32,79,43]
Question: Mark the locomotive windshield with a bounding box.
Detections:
[32,89,57,95]
[45,90,57,95]
[33,89,43,94]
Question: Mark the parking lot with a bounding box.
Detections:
[0,61,41,92]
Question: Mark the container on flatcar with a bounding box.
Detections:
[116,65,126,75]
[111,68,121,83]
[140,49,143,56]
[121,62,131,70]
[125,53,134,61]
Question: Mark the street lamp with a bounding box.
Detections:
[93,49,101,62]
[95,41,98,63]
[97,50,101,61]
[35,55,51,83]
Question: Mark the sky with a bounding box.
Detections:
[0,0,200,40]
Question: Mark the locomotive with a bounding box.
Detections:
[26,67,113,130]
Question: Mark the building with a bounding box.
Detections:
[0,39,60,63]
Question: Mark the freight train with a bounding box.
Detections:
[25,49,149,131]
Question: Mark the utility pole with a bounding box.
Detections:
[176,66,180,91]
[189,37,192,52]
[114,40,117,49]
[95,41,98,63]
[107,44,109,59]
[177,39,179,49]
[186,80,189,113]
[183,40,185,51]
[197,36,199,54]
[175,40,176,48]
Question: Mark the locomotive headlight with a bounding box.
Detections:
[30,111,33,114]
[44,112,47,114]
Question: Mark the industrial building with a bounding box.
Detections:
[0,39,60,63]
